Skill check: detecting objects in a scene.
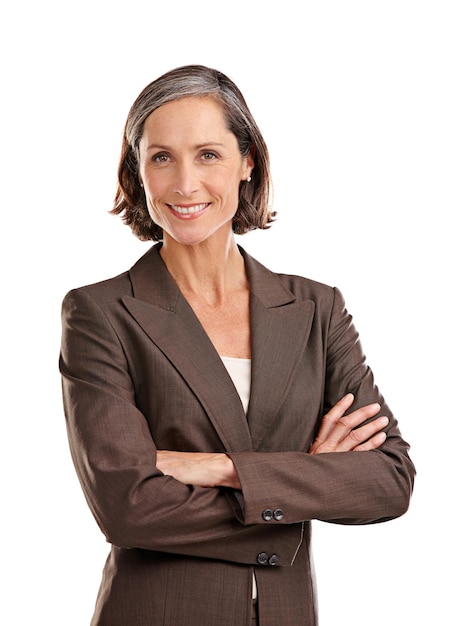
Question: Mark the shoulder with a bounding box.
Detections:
[62,269,132,311]
[241,246,342,308]
[277,271,336,300]
[61,245,161,307]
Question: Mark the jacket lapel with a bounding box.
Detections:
[123,244,315,453]
[242,251,315,449]
[122,245,252,452]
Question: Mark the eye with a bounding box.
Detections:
[200,151,218,161]
[152,153,170,164]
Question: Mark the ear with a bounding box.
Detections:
[242,146,255,180]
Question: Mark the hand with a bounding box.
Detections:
[309,393,388,455]
[156,450,241,489]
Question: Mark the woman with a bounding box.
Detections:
[60,65,415,625]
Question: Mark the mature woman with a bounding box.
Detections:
[60,65,415,626]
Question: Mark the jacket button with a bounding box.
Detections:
[257,552,269,565]
[273,508,284,521]
[262,509,273,521]
[268,554,279,566]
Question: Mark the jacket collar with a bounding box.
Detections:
[123,243,314,451]
[127,243,296,310]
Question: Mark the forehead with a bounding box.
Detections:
[141,96,232,144]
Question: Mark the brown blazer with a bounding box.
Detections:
[60,244,415,626]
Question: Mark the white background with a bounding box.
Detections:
[1,1,457,624]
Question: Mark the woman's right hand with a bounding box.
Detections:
[309,393,389,455]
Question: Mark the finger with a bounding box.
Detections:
[353,430,387,452]
[337,415,389,451]
[320,402,382,448]
[338,403,382,432]
[315,393,355,443]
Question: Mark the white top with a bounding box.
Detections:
[220,356,256,599]
[220,356,251,414]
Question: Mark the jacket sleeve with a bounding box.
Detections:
[227,287,415,526]
[60,287,303,565]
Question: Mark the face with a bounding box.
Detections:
[138,96,253,246]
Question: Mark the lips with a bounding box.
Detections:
[168,203,209,215]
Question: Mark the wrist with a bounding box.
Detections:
[218,454,241,490]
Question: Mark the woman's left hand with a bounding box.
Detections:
[309,393,389,454]
[156,450,241,489]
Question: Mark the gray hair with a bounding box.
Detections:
[112,65,275,241]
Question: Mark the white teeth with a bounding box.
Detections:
[170,203,208,214]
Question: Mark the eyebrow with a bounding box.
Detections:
[146,142,226,152]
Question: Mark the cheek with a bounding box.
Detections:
[143,178,171,217]
[142,172,164,198]
[216,170,243,205]
[142,181,168,223]
[145,196,166,224]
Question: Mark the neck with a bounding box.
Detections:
[160,233,247,303]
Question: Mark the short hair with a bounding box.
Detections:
[111,65,275,241]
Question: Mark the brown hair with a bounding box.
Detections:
[111,65,275,241]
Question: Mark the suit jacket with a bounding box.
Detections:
[60,243,415,626]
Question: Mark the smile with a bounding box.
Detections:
[168,203,209,215]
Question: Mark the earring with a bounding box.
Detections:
[246,176,252,182]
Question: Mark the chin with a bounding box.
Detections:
[167,223,231,247]
[168,230,214,247]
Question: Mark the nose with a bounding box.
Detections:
[172,161,199,197]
